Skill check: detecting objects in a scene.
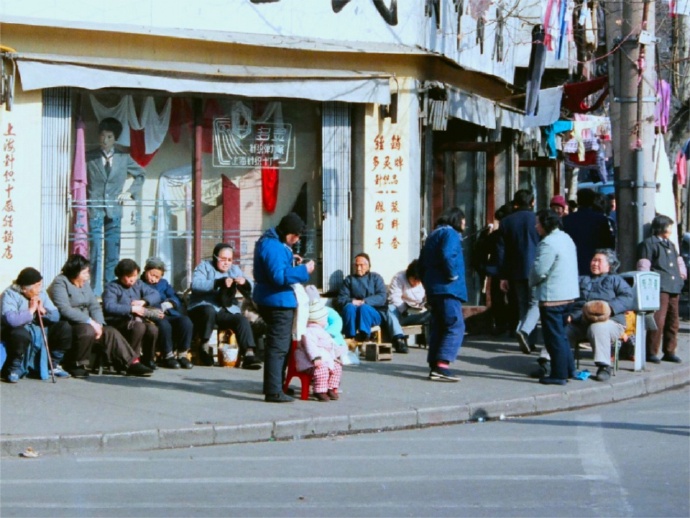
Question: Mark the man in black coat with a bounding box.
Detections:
[495,190,540,353]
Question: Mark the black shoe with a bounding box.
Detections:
[265,392,294,403]
[539,377,567,385]
[595,365,611,382]
[393,336,409,354]
[142,359,158,371]
[662,354,682,363]
[199,348,215,367]
[241,354,263,370]
[161,357,181,369]
[67,366,89,379]
[530,360,551,379]
[516,330,531,355]
[178,357,193,369]
[285,387,296,397]
[646,354,661,364]
[429,367,460,382]
[126,362,153,377]
[355,331,369,342]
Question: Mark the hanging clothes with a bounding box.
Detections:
[89,94,140,147]
[169,98,194,144]
[525,25,547,116]
[562,76,609,114]
[654,79,671,133]
[71,118,89,257]
[543,119,573,159]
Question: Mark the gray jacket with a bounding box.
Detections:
[1,284,60,329]
[188,260,252,314]
[86,147,146,219]
[529,229,580,302]
[47,274,105,325]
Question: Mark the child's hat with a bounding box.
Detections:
[308,298,328,323]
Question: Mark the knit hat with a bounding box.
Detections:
[276,212,305,237]
[308,298,329,324]
[15,267,42,287]
[636,258,651,272]
[550,195,567,209]
[144,257,166,272]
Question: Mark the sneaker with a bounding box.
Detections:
[265,392,294,403]
[516,330,531,355]
[241,354,263,370]
[662,354,682,363]
[161,357,181,369]
[646,354,661,364]
[67,366,89,379]
[429,367,460,382]
[5,371,20,383]
[50,365,71,378]
[126,362,153,377]
[595,365,611,382]
[314,392,330,402]
[178,356,193,369]
[327,388,340,400]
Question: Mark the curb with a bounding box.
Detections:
[2,364,688,457]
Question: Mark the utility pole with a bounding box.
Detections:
[612,0,657,271]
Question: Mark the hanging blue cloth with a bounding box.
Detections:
[544,120,574,159]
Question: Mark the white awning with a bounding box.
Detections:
[14,54,392,104]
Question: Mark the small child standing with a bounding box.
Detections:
[297,297,343,402]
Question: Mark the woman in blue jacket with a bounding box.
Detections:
[253,213,314,403]
[418,207,467,382]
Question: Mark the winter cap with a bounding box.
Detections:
[15,267,43,287]
[308,298,329,324]
[636,258,651,272]
[144,257,166,272]
[550,195,567,209]
[276,212,305,237]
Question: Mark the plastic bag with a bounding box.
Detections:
[217,344,239,367]
[340,350,360,366]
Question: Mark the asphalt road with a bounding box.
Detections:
[1,387,688,518]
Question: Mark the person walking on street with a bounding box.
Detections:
[418,207,467,382]
[253,213,314,402]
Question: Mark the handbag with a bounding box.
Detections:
[582,300,611,323]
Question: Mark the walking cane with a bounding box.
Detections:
[36,311,56,384]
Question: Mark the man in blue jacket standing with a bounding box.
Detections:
[253,213,314,402]
[418,207,467,382]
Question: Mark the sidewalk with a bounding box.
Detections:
[1,325,688,457]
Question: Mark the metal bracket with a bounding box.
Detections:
[613,97,659,103]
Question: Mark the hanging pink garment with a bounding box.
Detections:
[654,80,671,133]
[676,150,687,186]
[71,119,89,257]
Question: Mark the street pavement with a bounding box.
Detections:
[1,322,688,457]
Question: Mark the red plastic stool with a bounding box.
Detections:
[283,340,312,400]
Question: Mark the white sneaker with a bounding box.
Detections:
[50,365,71,378]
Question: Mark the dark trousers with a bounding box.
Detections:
[258,306,294,396]
[110,319,158,361]
[539,303,575,380]
[189,305,256,353]
[157,314,194,356]
[2,320,72,364]
[74,324,136,370]
[646,292,680,356]
[426,295,465,368]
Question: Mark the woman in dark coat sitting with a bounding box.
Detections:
[566,249,634,381]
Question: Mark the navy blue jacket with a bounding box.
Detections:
[418,225,467,302]
[563,208,615,276]
[141,276,183,317]
[336,272,387,310]
[496,209,539,281]
[571,273,634,326]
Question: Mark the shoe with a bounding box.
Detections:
[285,387,296,397]
[355,331,369,342]
[142,359,158,371]
[241,354,263,370]
[646,354,661,364]
[126,362,153,377]
[199,345,215,366]
[516,330,531,355]
[539,377,567,385]
[429,367,460,382]
[178,357,193,369]
[161,357,181,369]
[393,335,409,354]
[265,392,294,403]
[594,365,611,382]
[530,360,551,379]
[327,388,340,400]
[67,366,89,379]
[5,371,20,383]
[50,365,71,378]
[662,354,682,363]
[314,392,330,402]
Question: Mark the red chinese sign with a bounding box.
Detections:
[369,132,404,251]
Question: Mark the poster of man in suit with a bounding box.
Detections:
[86,117,146,295]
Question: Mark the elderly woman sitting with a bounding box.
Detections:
[567,249,634,382]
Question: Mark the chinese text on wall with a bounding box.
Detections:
[2,123,15,260]
[371,132,404,251]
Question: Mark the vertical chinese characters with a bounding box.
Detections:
[370,133,404,251]
[2,123,16,260]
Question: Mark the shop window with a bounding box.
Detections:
[68,91,322,294]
